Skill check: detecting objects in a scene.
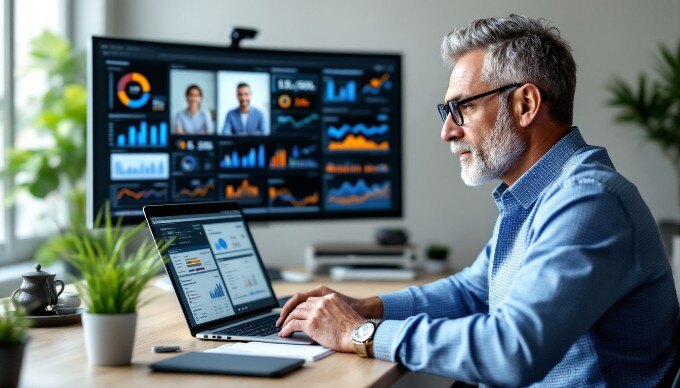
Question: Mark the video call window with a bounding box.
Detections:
[89,37,402,224]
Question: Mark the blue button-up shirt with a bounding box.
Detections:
[375,127,678,386]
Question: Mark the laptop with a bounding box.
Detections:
[144,201,313,345]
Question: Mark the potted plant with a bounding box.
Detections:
[425,245,450,273]
[607,40,680,263]
[61,203,170,366]
[0,30,87,269]
[0,299,29,388]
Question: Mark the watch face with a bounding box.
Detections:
[353,322,375,342]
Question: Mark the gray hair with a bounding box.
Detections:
[441,14,576,125]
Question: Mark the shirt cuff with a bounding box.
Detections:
[373,320,403,362]
[379,289,415,320]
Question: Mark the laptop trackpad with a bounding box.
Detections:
[290,332,313,341]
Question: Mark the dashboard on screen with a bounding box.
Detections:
[88,37,402,225]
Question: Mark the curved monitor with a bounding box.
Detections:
[88,36,402,226]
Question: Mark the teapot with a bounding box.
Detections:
[11,264,65,316]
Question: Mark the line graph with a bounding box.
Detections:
[362,73,392,95]
[268,185,320,208]
[111,183,168,207]
[327,123,389,139]
[272,113,320,131]
[174,178,216,201]
[117,187,166,201]
[325,179,391,210]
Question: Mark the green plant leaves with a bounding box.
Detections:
[0,299,28,343]
[607,40,680,162]
[60,203,171,314]
[0,30,88,264]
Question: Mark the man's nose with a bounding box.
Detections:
[440,114,463,142]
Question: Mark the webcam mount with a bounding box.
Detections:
[230,27,258,49]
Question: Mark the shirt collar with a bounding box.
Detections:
[493,126,587,210]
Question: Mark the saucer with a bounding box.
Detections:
[2,307,84,328]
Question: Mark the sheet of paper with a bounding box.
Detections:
[206,342,335,363]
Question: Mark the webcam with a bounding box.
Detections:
[231,27,258,49]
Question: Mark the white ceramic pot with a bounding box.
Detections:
[82,312,137,366]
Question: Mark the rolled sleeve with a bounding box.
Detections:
[379,290,415,320]
[373,320,404,361]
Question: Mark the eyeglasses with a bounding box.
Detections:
[437,83,524,125]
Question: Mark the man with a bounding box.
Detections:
[276,15,679,386]
[221,82,267,135]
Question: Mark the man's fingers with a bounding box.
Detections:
[277,290,325,326]
[282,307,310,328]
[279,319,305,337]
[277,293,308,326]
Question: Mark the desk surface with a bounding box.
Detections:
[19,271,451,388]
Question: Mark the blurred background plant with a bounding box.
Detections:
[0,30,87,265]
[0,298,28,343]
[607,40,680,209]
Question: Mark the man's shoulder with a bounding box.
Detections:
[227,108,240,117]
[538,145,641,212]
[251,107,264,117]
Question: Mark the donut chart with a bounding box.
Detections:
[117,72,151,109]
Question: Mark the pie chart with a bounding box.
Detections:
[214,238,228,251]
[117,72,151,109]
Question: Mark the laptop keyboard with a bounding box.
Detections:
[215,314,281,337]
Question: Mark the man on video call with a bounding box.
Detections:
[221,82,266,135]
[276,15,679,386]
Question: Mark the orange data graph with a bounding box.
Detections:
[325,162,389,174]
[363,163,389,173]
[269,148,287,168]
[327,134,389,151]
[326,180,391,206]
[116,187,166,200]
[224,179,260,200]
[367,74,389,89]
[175,182,215,199]
[325,162,362,174]
[268,187,319,207]
[327,185,390,206]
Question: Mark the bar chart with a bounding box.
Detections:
[112,120,168,148]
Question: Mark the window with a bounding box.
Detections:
[1,0,70,262]
[14,0,69,239]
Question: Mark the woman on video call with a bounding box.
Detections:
[174,84,214,135]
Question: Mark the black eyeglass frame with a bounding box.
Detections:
[437,83,524,125]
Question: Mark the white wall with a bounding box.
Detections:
[103,0,680,269]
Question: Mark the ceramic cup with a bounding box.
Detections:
[55,292,81,315]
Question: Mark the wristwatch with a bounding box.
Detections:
[352,320,378,358]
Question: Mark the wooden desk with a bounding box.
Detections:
[19,272,451,388]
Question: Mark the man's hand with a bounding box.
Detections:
[276,285,383,328]
[278,293,364,352]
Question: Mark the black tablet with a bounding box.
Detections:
[149,352,304,378]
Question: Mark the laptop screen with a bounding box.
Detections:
[148,209,276,326]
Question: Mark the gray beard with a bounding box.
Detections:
[450,98,527,186]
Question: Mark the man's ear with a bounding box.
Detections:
[512,83,542,128]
